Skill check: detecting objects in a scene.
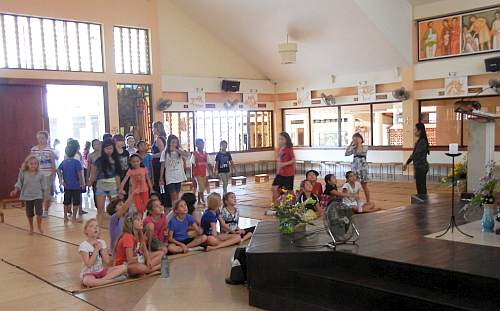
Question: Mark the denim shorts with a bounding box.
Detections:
[166,182,181,193]
[95,178,118,197]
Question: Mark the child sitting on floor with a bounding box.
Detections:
[79,218,127,287]
[202,193,241,251]
[323,174,346,205]
[306,169,323,197]
[143,198,168,252]
[342,171,379,213]
[114,214,166,276]
[296,180,322,216]
[220,192,254,242]
[107,195,134,256]
[167,199,207,254]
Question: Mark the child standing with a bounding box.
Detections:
[220,192,254,242]
[159,135,190,205]
[272,132,295,202]
[119,154,152,217]
[113,134,130,184]
[58,142,85,223]
[10,156,47,234]
[107,196,134,256]
[215,140,235,195]
[114,214,165,276]
[202,193,241,251]
[143,198,168,252]
[296,180,322,216]
[79,219,127,287]
[342,171,379,213]
[191,138,214,204]
[137,140,153,180]
[167,199,207,254]
[30,131,56,218]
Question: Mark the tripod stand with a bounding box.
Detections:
[436,153,473,238]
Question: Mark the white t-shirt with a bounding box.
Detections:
[31,145,55,177]
[342,182,363,208]
[79,239,107,278]
[160,150,186,185]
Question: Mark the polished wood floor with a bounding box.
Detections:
[0,177,449,310]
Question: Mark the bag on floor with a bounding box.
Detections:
[225,247,247,285]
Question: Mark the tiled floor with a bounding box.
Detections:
[427,220,500,248]
[0,177,450,310]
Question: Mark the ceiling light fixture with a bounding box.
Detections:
[278,34,297,64]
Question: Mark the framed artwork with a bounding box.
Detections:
[444,76,468,97]
[357,83,376,102]
[417,6,500,61]
[297,87,311,106]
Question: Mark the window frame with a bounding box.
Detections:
[0,12,104,72]
[163,110,274,153]
[113,25,151,75]
[282,100,403,149]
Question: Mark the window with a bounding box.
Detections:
[284,109,310,146]
[0,13,103,71]
[310,107,340,147]
[163,110,273,153]
[113,26,150,74]
[340,104,371,146]
[372,102,403,146]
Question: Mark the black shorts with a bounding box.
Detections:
[63,189,82,206]
[272,175,294,190]
[179,238,194,245]
[25,199,43,217]
[166,182,181,193]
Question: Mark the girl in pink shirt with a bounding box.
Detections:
[119,154,152,217]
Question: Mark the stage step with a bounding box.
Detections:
[293,266,498,311]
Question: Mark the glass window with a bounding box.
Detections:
[165,112,194,151]
[310,107,340,147]
[114,26,150,74]
[249,111,272,149]
[284,108,310,146]
[0,13,103,72]
[462,97,500,146]
[420,99,461,146]
[340,104,371,146]
[372,102,403,146]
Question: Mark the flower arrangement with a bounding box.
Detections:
[441,159,467,185]
[273,190,315,234]
[461,161,499,213]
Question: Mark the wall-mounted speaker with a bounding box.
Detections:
[485,56,500,72]
[221,80,240,92]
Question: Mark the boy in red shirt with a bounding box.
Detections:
[190,139,214,205]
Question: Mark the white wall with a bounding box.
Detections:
[157,0,266,80]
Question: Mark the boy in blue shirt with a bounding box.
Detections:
[57,141,84,223]
[167,199,207,254]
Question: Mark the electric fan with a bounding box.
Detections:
[323,200,359,249]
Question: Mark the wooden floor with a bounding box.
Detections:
[0,177,449,310]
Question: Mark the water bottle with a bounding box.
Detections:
[160,185,165,194]
[160,254,169,278]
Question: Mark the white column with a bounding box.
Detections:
[467,120,495,192]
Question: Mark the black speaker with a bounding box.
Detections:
[485,56,500,72]
[221,80,240,92]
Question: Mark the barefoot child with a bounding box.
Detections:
[119,154,152,217]
[202,193,241,251]
[323,174,347,205]
[272,132,295,202]
[342,171,379,213]
[143,198,168,252]
[57,142,85,223]
[215,140,235,195]
[191,138,214,204]
[167,199,207,254]
[10,156,47,234]
[114,214,165,276]
[220,192,254,242]
[79,219,127,288]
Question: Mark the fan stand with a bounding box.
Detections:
[325,223,360,249]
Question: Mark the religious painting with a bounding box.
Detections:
[296,87,311,106]
[243,93,258,108]
[357,83,376,102]
[418,15,461,60]
[417,6,500,61]
[117,84,152,144]
[444,76,468,97]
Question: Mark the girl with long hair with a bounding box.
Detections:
[159,135,190,205]
[403,123,430,197]
[345,132,371,203]
[151,122,170,207]
[272,132,296,202]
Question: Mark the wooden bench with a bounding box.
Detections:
[255,174,269,183]
[208,178,220,188]
[181,181,194,192]
[231,176,247,186]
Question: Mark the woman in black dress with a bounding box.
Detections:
[151,121,171,207]
[403,123,430,197]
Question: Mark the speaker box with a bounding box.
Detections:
[485,56,500,72]
[221,80,240,92]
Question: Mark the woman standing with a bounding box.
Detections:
[159,135,190,205]
[403,123,430,197]
[151,122,170,207]
[345,133,371,203]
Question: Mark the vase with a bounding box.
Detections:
[279,220,295,234]
[456,179,467,194]
[481,204,495,233]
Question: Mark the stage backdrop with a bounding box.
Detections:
[418,6,500,61]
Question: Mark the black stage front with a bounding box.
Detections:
[246,194,500,311]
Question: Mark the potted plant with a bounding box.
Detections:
[273,190,316,234]
[461,161,499,232]
[441,158,467,193]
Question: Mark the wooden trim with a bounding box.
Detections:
[257,93,276,102]
[0,77,107,86]
[311,87,357,99]
[376,82,402,93]
[415,79,444,90]
[162,91,188,102]
[469,73,499,86]
[277,92,296,101]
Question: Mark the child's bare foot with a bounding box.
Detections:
[205,246,215,252]
[37,227,44,234]
[28,228,34,235]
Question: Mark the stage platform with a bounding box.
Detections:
[246,194,500,311]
